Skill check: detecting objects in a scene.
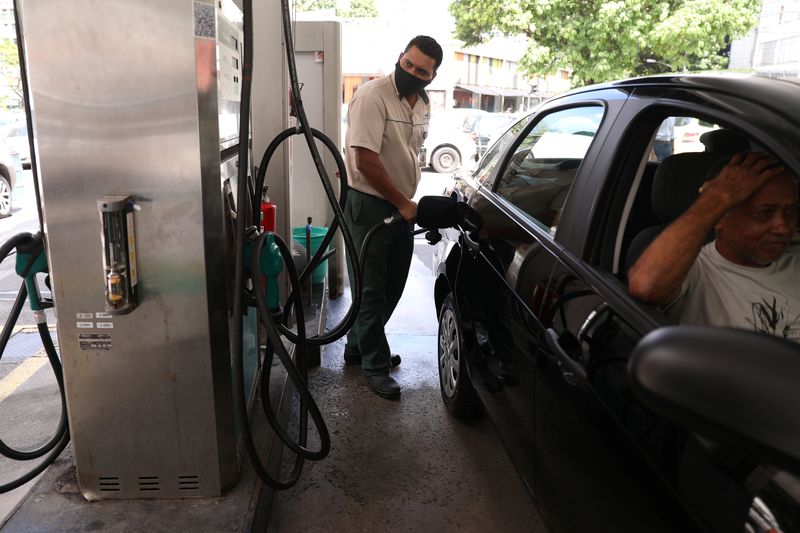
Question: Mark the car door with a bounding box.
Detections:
[534,85,800,533]
[473,96,693,532]
[450,93,625,497]
[536,264,699,532]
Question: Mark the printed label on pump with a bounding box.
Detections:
[77,322,94,329]
[95,312,112,319]
[127,211,138,287]
[97,322,114,329]
[77,312,93,319]
[79,333,112,351]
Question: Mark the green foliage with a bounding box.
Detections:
[450,0,761,85]
[292,0,378,17]
[293,0,336,11]
[0,38,22,108]
[339,0,378,18]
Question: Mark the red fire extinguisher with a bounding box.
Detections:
[260,186,276,233]
[259,187,277,290]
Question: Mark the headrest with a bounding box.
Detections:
[700,129,749,156]
[651,152,719,223]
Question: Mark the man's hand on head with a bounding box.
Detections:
[700,152,786,209]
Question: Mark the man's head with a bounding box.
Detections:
[393,35,442,96]
[713,154,798,267]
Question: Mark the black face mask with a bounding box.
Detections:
[394,62,432,96]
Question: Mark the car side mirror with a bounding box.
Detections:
[630,326,800,476]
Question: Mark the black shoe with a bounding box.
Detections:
[345,353,401,367]
[366,374,401,399]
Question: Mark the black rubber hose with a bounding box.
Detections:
[0,234,69,491]
[0,429,69,494]
[0,292,67,461]
[253,126,348,294]
[276,0,367,346]
[253,125,362,347]
[230,0,325,491]
[0,282,26,361]
[251,231,329,461]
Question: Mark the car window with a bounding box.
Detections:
[495,106,604,233]
[473,114,532,186]
[651,116,720,161]
[616,114,737,274]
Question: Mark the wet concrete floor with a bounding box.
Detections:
[268,241,546,532]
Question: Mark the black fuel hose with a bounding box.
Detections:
[253,125,363,346]
[251,231,329,460]
[230,0,333,491]
[236,0,418,490]
[0,233,69,493]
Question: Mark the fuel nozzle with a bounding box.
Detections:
[416,195,481,246]
[416,195,471,230]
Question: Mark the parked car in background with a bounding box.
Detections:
[672,116,718,154]
[2,120,30,169]
[431,74,800,533]
[421,108,487,173]
[462,112,516,160]
[0,138,18,217]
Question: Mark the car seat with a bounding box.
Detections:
[623,129,750,273]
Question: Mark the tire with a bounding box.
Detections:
[430,146,460,174]
[438,293,481,418]
[0,175,12,218]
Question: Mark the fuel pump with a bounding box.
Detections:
[0,0,473,501]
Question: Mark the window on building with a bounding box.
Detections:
[778,36,800,64]
[758,41,777,66]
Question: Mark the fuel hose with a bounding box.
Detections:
[0,233,68,494]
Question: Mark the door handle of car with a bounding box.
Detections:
[545,328,587,382]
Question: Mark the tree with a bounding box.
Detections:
[292,0,378,17]
[293,0,336,11]
[338,0,378,18]
[0,38,23,109]
[450,0,761,86]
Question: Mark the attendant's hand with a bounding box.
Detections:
[399,200,417,223]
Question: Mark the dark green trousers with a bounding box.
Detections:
[344,190,413,376]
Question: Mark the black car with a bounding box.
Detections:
[431,74,800,533]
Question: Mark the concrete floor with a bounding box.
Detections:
[268,241,545,532]
[0,239,546,532]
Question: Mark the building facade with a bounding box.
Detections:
[730,0,800,78]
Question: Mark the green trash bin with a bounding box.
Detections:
[292,226,329,284]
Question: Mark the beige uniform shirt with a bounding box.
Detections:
[345,71,430,200]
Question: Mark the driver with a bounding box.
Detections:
[628,152,800,341]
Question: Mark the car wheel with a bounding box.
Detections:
[0,176,12,218]
[431,146,460,174]
[438,293,481,418]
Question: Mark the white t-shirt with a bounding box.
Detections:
[667,242,800,342]
[344,72,429,200]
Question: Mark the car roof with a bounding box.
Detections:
[556,73,800,124]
